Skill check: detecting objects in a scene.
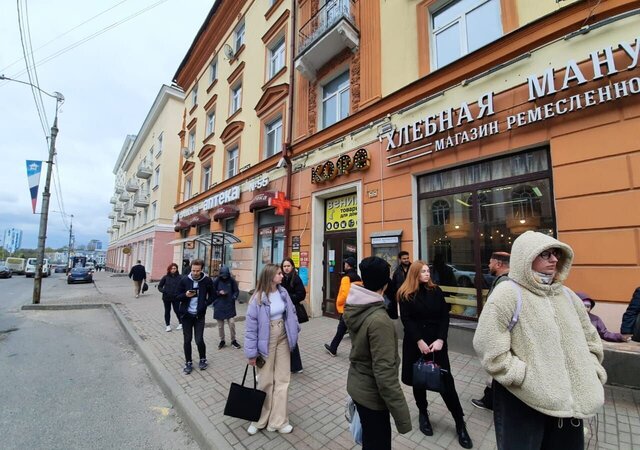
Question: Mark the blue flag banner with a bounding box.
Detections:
[26,160,43,214]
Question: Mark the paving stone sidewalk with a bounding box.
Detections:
[38,272,640,449]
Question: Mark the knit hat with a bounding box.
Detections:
[359,256,390,292]
[344,257,357,269]
[577,291,595,309]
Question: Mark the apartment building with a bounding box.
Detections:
[172,0,640,327]
[107,85,185,280]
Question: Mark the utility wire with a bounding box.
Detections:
[2,0,171,84]
[23,0,49,127]
[0,0,132,74]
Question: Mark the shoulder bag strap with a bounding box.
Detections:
[507,280,523,332]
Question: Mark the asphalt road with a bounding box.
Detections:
[0,274,199,450]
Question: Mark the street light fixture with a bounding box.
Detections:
[1,74,64,304]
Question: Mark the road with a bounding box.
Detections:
[0,274,199,450]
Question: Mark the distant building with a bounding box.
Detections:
[87,239,103,251]
[2,228,23,254]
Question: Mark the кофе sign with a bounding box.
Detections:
[311,148,370,184]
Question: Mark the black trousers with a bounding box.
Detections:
[329,315,347,352]
[354,401,392,450]
[290,344,303,372]
[412,370,464,424]
[163,299,181,326]
[182,313,206,363]
[493,380,584,450]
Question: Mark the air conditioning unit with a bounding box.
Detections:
[182,147,194,159]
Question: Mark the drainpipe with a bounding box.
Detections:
[283,0,297,252]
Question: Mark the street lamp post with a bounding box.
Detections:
[0,74,64,304]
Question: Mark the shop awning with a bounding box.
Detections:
[249,190,277,212]
[167,231,242,247]
[212,205,240,222]
[187,212,211,227]
[174,220,189,231]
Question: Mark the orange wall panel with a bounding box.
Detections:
[551,117,640,166]
[383,196,413,222]
[363,201,382,224]
[630,153,640,188]
[556,191,640,231]
[566,267,640,304]
[559,229,639,265]
[553,156,631,198]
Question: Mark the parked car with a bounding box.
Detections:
[0,265,12,278]
[67,267,93,284]
[54,265,68,273]
[25,258,51,278]
[5,257,25,275]
[448,264,495,288]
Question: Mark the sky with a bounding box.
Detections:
[0,0,214,249]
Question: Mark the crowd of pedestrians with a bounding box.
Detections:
[126,228,640,449]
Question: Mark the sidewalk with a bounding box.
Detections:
[33,272,640,449]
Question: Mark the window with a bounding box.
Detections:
[265,116,283,158]
[149,147,154,160]
[230,83,242,115]
[151,201,157,220]
[157,132,163,156]
[209,58,218,84]
[191,85,198,107]
[153,166,160,188]
[206,110,216,136]
[234,22,245,52]
[188,129,196,152]
[144,207,148,223]
[202,164,211,192]
[184,177,192,201]
[432,0,502,69]
[227,146,239,179]
[322,71,350,129]
[268,38,285,78]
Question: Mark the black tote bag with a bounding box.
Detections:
[224,365,266,422]
[295,303,309,323]
[413,354,447,392]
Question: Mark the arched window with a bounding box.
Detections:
[431,199,450,225]
[511,185,542,219]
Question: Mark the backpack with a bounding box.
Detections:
[506,280,573,332]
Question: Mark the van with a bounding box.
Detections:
[5,257,26,275]
[25,258,51,278]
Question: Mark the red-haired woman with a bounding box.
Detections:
[158,263,183,332]
[397,260,472,449]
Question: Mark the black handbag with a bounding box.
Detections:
[413,354,447,392]
[223,365,266,422]
[295,303,309,323]
[142,282,149,293]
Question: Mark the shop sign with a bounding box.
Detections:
[300,251,309,267]
[311,149,370,184]
[177,185,241,220]
[371,236,399,245]
[384,38,640,165]
[248,175,269,191]
[325,194,358,232]
[292,236,301,252]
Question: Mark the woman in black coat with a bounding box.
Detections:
[397,260,472,449]
[158,263,183,332]
[281,257,306,373]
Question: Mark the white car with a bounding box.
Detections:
[25,258,51,278]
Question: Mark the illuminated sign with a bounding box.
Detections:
[311,149,370,184]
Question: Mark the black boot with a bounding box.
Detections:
[418,410,433,436]
[455,421,473,449]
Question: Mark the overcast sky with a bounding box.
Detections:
[0,0,213,250]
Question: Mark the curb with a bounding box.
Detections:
[22,302,232,450]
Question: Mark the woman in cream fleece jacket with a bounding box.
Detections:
[474,231,606,450]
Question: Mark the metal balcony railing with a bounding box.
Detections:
[125,180,140,192]
[119,191,130,202]
[297,0,356,56]
[113,203,123,212]
[136,163,153,179]
[133,190,150,207]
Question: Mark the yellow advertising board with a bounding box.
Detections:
[325,194,357,232]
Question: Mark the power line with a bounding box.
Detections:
[0,0,132,74]
[23,0,49,127]
[3,0,171,84]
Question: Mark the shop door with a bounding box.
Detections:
[322,233,357,317]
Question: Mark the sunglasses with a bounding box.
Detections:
[538,249,561,260]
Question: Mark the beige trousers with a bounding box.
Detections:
[217,318,236,341]
[253,319,291,430]
[133,280,142,296]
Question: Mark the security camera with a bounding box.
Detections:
[276,157,287,169]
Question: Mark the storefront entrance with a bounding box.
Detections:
[256,209,285,278]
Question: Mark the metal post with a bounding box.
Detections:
[32,114,58,304]
[66,214,74,273]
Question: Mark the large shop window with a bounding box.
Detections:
[256,209,285,277]
[196,224,210,273]
[417,149,555,319]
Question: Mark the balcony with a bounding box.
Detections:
[114,184,124,194]
[136,163,153,179]
[124,204,137,216]
[133,190,150,207]
[112,223,121,229]
[108,213,115,219]
[119,191,130,202]
[125,179,139,192]
[116,213,128,223]
[295,0,358,80]
[113,203,123,212]
[109,195,118,204]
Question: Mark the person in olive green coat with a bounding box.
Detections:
[343,256,411,449]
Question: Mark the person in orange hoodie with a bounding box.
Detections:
[324,257,361,357]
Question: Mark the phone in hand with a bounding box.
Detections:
[187,289,197,295]
[256,356,266,369]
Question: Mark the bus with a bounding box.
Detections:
[5,257,26,275]
[71,256,87,268]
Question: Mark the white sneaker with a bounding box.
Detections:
[247,424,259,435]
[165,325,171,332]
[176,324,183,330]
[267,424,293,434]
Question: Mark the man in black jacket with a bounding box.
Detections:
[176,259,214,374]
[128,260,147,298]
[385,251,412,319]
